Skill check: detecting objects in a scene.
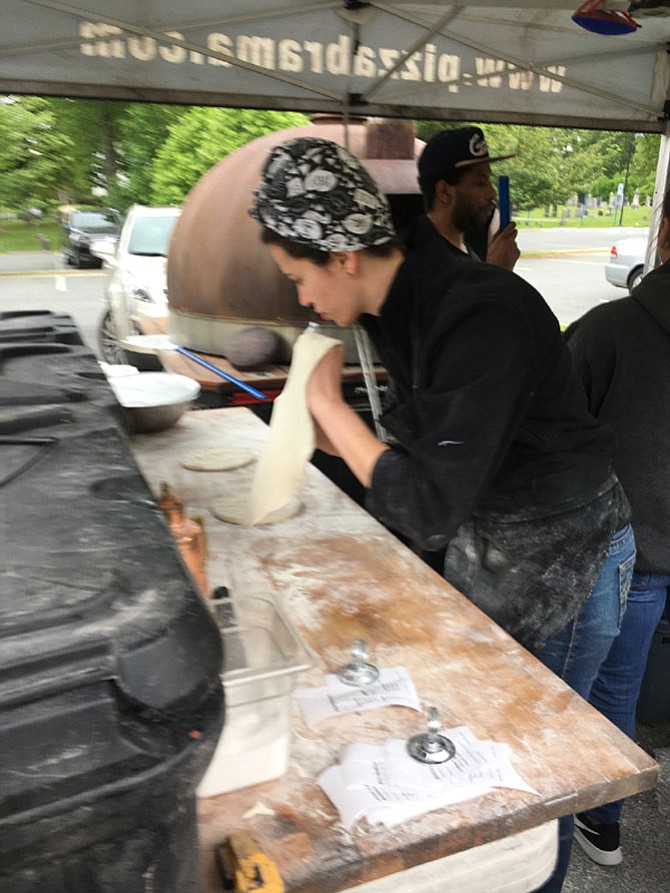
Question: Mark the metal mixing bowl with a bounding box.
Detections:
[109,372,201,433]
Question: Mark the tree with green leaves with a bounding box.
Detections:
[0,97,663,219]
[105,103,188,210]
[414,120,660,211]
[628,133,660,201]
[150,107,309,205]
[0,96,74,212]
[47,98,128,204]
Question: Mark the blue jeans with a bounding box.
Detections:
[585,570,669,824]
[531,523,636,893]
[534,524,635,697]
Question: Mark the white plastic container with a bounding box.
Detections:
[197,592,312,798]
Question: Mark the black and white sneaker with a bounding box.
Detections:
[574,812,623,866]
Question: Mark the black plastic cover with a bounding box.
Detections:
[0,312,224,890]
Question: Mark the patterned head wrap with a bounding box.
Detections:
[250,137,396,252]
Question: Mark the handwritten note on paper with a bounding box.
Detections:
[318,726,538,830]
[296,667,421,727]
[383,729,538,796]
[318,763,491,830]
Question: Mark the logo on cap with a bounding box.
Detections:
[469,134,489,159]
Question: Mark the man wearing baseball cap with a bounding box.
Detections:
[417,125,519,269]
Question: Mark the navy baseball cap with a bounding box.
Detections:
[418,126,515,178]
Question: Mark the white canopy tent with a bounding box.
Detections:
[2,1,670,129]
[3,0,670,261]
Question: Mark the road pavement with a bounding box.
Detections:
[516,225,645,254]
[0,249,69,273]
[564,726,670,893]
[0,226,641,340]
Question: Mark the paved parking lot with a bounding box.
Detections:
[564,723,670,892]
[0,250,69,273]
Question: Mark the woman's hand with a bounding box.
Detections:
[307,345,346,455]
[306,343,346,411]
[313,420,340,455]
[306,343,389,486]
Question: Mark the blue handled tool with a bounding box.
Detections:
[498,175,511,230]
[175,346,267,401]
[120,334,267,401]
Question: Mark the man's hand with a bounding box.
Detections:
[486,222,520,270]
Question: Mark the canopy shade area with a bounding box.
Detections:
[4,0,670,272]
[3,0,670,133]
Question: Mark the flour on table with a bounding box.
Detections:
[180,445,254,471]
[212,493,301,526]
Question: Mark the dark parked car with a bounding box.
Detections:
[62,208,121,268]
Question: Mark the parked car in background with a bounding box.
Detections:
[61,208,121,268]
[605,235,647,293]
[91,204,181,365]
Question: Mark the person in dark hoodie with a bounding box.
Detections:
[564,186,670,868]
[251,136,633,892]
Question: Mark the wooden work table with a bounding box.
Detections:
[129,408,658,893]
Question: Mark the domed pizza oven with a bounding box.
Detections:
[166,115,424,364]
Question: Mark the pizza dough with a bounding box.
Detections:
[247,331,342,525]
[212,494,301,526]
[180,445,254,471]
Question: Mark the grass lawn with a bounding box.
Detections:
[513,204,653,230]
[0,218,63,253]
